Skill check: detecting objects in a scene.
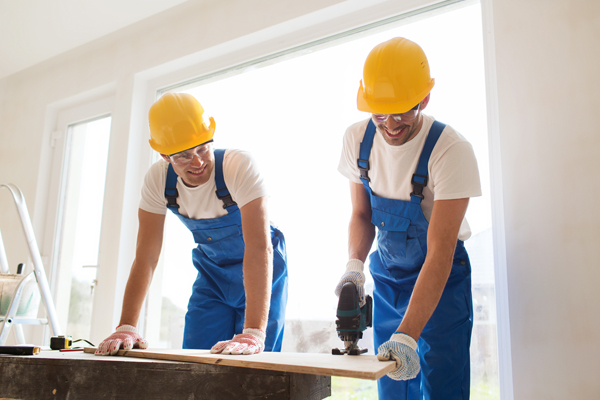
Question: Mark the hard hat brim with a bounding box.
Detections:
[357,79,435,114]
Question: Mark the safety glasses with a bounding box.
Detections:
[372,103,420,123]
[169,142,212,165]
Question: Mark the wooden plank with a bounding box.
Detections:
[0,351,331,400]
[83,347,395,380]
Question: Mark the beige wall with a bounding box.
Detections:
[1,0,599,397]
[490,0,600,398]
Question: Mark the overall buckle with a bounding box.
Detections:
[216,188,237,209]
[166,188,180,208]
[357,158,370,182]
[411,173,428,199]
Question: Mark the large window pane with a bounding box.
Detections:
[155,3,498,398]
[54,116,111,341]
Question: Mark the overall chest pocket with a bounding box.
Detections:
[371,208,425,270]
[192,225,245,266]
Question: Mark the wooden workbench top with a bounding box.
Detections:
[0,349,337,400]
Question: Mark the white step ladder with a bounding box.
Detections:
[0,183,62,345]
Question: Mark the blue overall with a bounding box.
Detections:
[164,149,288,351]
[358,121,473,400]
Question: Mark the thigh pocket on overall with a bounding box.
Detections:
[192,225,245,265]
[372,208,425,269]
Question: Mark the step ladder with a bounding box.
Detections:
[0,183,62,345]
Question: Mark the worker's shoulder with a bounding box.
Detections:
[344,118,371,137]
[145,158,169,180]
[433,119,473,151]
[432,121,476,161]
[439,122,469,143]
[222,148,255,163]
[222,148,260,172]
[341,119,371,149]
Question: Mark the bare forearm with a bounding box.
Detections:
[397,198,469,340]
[239,197,273,331]
[348,212,375,262]
[347,182,375,262]
[243,245,273,330]
[397,249,454,340]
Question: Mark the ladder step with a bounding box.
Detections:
[0,316,48,325]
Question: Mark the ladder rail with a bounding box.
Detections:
[0,183,63,337]
[0,230,9,273]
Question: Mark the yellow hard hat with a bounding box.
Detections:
[357,37,435,114]
[148,93,216,155]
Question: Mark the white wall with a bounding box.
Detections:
[0,0,599,398]
[489,0,600,398]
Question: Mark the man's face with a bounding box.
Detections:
[373,94,429,147]
[161,143,214,187]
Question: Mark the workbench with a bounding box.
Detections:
[0,350,332,400]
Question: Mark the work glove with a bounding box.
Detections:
[334,259,366,307]
[210,328,265,355]
[377,333,420,381]
[95,324,149,356]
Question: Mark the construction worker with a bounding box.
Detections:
[95,93,288,356]
[335,37,481,399]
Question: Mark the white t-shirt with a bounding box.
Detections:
[337,114,481,241]
[139,149,267,219]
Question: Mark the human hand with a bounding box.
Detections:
[94,324,149,356]
[210,328,265,355]
[334,259,366,307]
[377,333,420,381]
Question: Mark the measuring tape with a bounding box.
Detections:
[50,335,73,350]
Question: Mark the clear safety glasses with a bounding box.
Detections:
[372,103,420,123]
[169,143,212,165]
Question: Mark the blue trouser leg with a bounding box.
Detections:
[264,230,288,352]
[183,294,242,349]
[372,248,473,400]
[372,268,421,400]
[263,256,287,351]
[419,258,472,400]
[183,259,288,352]
[183,295,286,351]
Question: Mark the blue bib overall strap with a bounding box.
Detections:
[214,149,239,213]
[410,120,445,204]
[357,119,447,201]
[357,120,376,186]
[165,164,180,212]
[164,150,239,213]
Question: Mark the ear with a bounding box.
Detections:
[160,154,171,163]
[420,93,431,110]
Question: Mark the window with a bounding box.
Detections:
[150,2,498,398]
[56,116,112,341]
[44,98,113,343]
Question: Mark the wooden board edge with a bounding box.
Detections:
[83,347,395,380]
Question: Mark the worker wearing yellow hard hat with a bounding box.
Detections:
[96,93,288,356]
[336,37,482,399]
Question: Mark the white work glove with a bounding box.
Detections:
[95,324,149,356]
[210,328,266,355]
[334,259,366,307]
[377,333,420,381]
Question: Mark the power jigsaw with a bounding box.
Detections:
[332,281,372,355]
